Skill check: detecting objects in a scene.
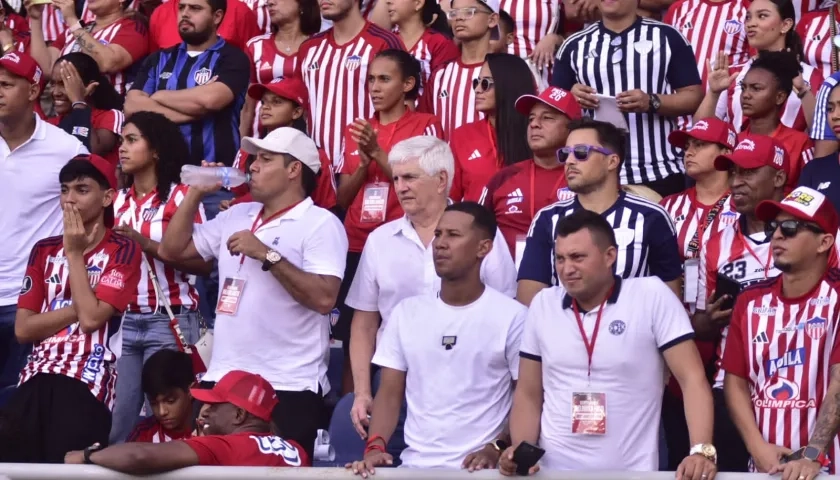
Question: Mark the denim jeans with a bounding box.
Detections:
[195,190,235,329]
[0,304,30,407]
[109,311,200,444]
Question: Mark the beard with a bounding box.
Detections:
[179,25,213,46]
[774,259,793,273]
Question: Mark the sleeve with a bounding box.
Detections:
[505,305,527,380]
[131,52,161,94]
[646,209,683,282]
[370,300,408,371]
[313,149,337,210]
[51,30,67,51]
[479,170,502,211]
[192,208,233,261]
[417,68,439,114]
[110,19,150,61]
[430,36,459,73]
[424,117,444,139]
[95,238,142,312]
[344,236,380,312]
[516,208,555,284]
[448,143,464,202]
[664,28,702,89]
[17,243,46,312]
[215,48,252,98]
[181,436,233,465]
[720,295,749,377]
[148,6,165,52]
[811,76,839,141]
[292,215,347,278]
[550,39,577,89]
[92,109,124,135]
[519,290,545,361]
[339,125,361,175]
[480,227,518,297]
[650,278,695,351]
[235,6,262,49]
[829,309,840,366]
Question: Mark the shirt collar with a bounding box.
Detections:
[178,35,226,52]
[562,276,623,310]
[247,197,314,224]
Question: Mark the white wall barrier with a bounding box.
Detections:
[0,466,839,480]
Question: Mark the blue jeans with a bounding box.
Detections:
[0,304,29,407]
[195,190,235,329]
[109,311,200,444]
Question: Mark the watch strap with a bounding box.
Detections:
[83,444,102,464]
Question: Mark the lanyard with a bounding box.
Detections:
[238,201,301,267]
[740,231,772,279]
[571,286,613,380]
[529,162,568,217]
[686,193,730,259]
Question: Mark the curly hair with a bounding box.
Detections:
[122,111,191,203]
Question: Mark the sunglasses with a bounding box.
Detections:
[472,77,495,92]
[557,144,615,163]
[765,219,824,238]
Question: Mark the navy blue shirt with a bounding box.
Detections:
[518,190,682,285]
[797,153,840,212]
[131,37,250,166]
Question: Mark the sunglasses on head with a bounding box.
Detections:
[556,144,615,163]
[765,219,824,238]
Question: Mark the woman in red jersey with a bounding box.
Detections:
[448,52,535,202]
[48,53,124,166]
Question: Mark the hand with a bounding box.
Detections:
[498,444,540,476]
[0,28,14,50]
[358,150,373,169]
[676,453,717,480]
[769,455,822,480]
[52,0,79,26]
[113,224,150,251]
[462,444,501,472]
[571,83,599,109]
[63,204,97,256]
[349,119,382,157]
[350,393,373,438]
[346,450,394,478]
[579,0,601,22]
[616,89,651,113]
[529,33,560,70]
[59,61,96,104]
[226,230,269,261]
[706,51,737,95]
[704,290,733,327]
[751,441,792,473]
[792,73,810,99]
[23,0,45,21]
[219,199,232,212]
[186,161,226,196]
[64,450,85,464]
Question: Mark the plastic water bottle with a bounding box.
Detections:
[180,165,249,189]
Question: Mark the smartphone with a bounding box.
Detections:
[781,449,804,464]
[513,441,545,475]
[714,273,742,311]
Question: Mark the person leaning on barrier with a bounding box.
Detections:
[500,209,717,478]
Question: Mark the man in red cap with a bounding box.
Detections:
[65,370,311,472]
[479,86,581,263]
[723,186,840,477]
[6,154,140,463]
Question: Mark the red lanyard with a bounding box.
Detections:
[529,162,568,217]
[239,201,301,266]
[571,286,613,379]
[740,231,772,279]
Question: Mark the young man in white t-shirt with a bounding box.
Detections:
[347,202,526,473]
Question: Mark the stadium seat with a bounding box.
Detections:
[329,392,366,466]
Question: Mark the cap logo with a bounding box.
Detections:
[783,189,824,217]
[691,120,709,131]
[2,53,19,64]
[735,139,755,152]
[270,77,285,84]
[548,88,567,101]
[773,146,785,167]
[247,385,266,405]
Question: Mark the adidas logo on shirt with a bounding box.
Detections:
[468,150,481,160]
[46,273,62,284]
[507,188,523,205]
[753,332,769,344]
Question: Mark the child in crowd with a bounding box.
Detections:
[126,349,195,443]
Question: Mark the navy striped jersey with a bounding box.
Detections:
[798,153,840,213]
[518,190,682,285]
[551,17,701,185]
[811,71,840,142]
[131,37,250,166]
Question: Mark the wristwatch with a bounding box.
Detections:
[489,439,510,453]
[261,249,282,271]
[802,446,831,467]
[648,93,662,113]
[83,443,104,464]
[689,443,717,464]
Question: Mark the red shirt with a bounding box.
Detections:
[339,110,443,252]
[182,432,311,467]
[127,416,192,443]
[797,8,837,80]
[450,118,502,203]
[403,28,458,97]
[738,124,814,190]
[419,59,484,140]
[150,0,261,52]
[479,160,567,257]
[47,108,123,166]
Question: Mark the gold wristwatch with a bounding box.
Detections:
[690,444,717,464]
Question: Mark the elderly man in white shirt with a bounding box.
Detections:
[347,136,518,458]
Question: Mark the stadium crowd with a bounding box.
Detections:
[3,0,840,476]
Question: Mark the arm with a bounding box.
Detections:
[125,90,201,124]
[656,85,703,117]
[151,83,235,117]
[87,441,199,474]
[515,211,555,306]
[61,25,139,73]
[657,29,702,117]
[509,359,542,445]
[264,258,342,315]
[158,188,210,263]
[26,13,59,80]
[648,210,683,298]
[337,130,371,209]
[14,307,77,343]
[724,373,766,454]
[239,96,256,139]
[350,309,380,400]
[365,367,407,446]
[91,129,119,157]
[663,340,714,445]
[803,364,840,454]
[136,237,213,276]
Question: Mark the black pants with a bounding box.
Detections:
[1,373,111,463]
[713,387,750,472]
[661,388,690,470]
[643,173,688,198]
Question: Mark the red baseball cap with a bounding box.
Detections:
[0,51,43,85]
[74,154,117,228]
[247,77,309,110]
[756,186,840,235]
[668,118,737,150]
[713,134,790,173]
[191,370,278,422]
[515,86,582,120]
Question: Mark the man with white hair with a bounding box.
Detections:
[347,136,517,461]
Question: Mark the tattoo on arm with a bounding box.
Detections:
[809,364,840,451]
[75,33,95,55]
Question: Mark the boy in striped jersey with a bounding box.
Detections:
[127,349,195,444]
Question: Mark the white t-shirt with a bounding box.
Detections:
[372,286,526,469]
[519,276,694,471]
[193,199,348,393]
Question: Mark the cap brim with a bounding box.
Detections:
[247,84,268,101]
[190,387,226,405]
[241,136,278,156]
[667,130,692,149]
[754,199,785,223]
[713,153,764,172]
[514,95,539,116]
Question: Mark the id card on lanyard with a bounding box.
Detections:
[570,288,612,435]
[683,194,729,304]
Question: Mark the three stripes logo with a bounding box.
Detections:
[752,332,769,344]
[46,273,62,284]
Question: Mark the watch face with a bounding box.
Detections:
[267,251,282,263]
[702,444,717,457]
[803,446,820,460]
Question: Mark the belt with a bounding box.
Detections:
[128,305,197,315]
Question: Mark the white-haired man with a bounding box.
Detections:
[346,136,517,461]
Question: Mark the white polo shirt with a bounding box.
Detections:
[0,114,87,305]
[372,286,526,469]
[192,198,348,393]
[520,276,694,471]
[346,215,517,339]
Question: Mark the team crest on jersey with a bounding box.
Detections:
[720,211,738,226]
[86,265,103,287]
[723,19,743,35]
[557,187,575,201]
[345,55,362,71]
[609,320,626,335]
[194,67,213,86]
[142,207,159,222]
[805,317,827,340]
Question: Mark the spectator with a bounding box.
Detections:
[346,136,517,462]
[810,69,840,157]
[420,0,498,139]
[240,0,321,138]
[150,0,261,51]
[516,118,682,306]
[388,0,457,94]
[242,0,272,34]
[25,0,149,95]
[9,155,141,463]
[109,111,211,444]
[48,53,124,165]
[449,52,535,202]
[0,51,86,398]
[127,349,195,443]
[159,128,348,460]
[488,9,514,55]
[552,0,703,196]
[724,186,840,475]
[499,0,560,81]
[479,86,580,262]
[349,202,525,472]
[297,0,403,170]
[501,209,717,474]
[799,75,840,210]
[0,1,31,54]
[65,370,310,470]
[796,5,837,79]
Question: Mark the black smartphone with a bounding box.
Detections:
[781,449,804,464]
[714,273,742,311]
[513,441,545,475]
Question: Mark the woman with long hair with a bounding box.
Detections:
[241,0,320,138]
[48,52,124,165]
[799,80,840,210]
[695,0,821,133]
[109,111,212,444]
[448,52,535,202]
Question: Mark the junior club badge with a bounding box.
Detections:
[194,67,212,85]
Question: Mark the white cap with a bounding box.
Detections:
[241,128,321,175]
[451,0,499,11]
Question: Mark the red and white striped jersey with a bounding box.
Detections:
[40,0,139,43]
[51,17,150,95]
[246,33,300,135]
[798,8,837,79]
[663,0,751,88]
[660,188,739,260]
[242,0,271,35]
[721,269,840,472]
[297,22,404,171]
[48,108,124,167]
[419,59,485,140]
[127,416,193,443]
[17,231,141,410]
[715,58,823,132]
[113,184,205,313]
[500,0,559,57]
[403,28,459,97]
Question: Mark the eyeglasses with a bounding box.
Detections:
[610,36,623,64]
[472,77,494,92]
[446,7,492,19]
[557,144,615,163]
[764,219,824,238]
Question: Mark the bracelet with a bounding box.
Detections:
[364,443,386,456]
[71,101,89,109]
[365,434,386,448]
